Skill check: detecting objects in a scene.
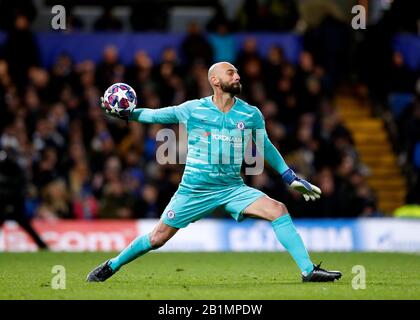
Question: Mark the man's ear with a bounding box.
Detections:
[211,76,220,87]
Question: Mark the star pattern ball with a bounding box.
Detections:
[103,83,137,114]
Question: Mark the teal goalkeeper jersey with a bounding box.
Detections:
[129,96,289,193]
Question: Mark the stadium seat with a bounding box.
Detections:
[413,142,420,169]
[388,93,414,118]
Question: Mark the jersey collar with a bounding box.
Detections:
[205,95,239,115]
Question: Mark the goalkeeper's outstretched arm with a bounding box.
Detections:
[129,107,182,124]
[253,109,322,201]
[129,100,195,123]
[101,97,194,124]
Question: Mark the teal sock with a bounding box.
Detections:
[272,214,314,275]
[109,233,153,272]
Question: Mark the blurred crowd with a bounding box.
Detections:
[385,52,420,206]
[357,0,420,205]
[0,0,418,221]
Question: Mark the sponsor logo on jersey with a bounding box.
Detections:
[212,134,242,143]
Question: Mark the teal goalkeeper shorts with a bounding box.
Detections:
[161,184,266,228]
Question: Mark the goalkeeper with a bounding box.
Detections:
[87,62,342,283]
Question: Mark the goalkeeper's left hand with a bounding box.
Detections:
[281,168,322,201]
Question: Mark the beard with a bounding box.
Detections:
[220,81,242,96]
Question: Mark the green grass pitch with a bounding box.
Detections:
[0,252,419,299]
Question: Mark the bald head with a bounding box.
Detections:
[207,62,241,95]
[208,62,237,81]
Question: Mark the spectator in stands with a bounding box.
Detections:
[144,124,163,162]
[235,0,266,31]
[48,102,70,138]
[118,123,145,158]
[269,0,299,31]
[96,46,125,91]
[159,47,183,75]
[23,86,41,133]
[67,142,99,220]
[294,51,320,112]
[65,11,84,32]
[388,51,416,93]
[59,83,82,120]
[155,61,181,106]
[134,183,160,218]
[310,167,342,217]
[273,63,300,129]
[264,46,287,99]
[236,0,298,31]
[206,1,231,32]
[398,99,420,201]
[3,14,40,90]
[130,2,168,31]
[184,61,212,99]
[208,21,236,64]
[154,167,183,214]
[33,146,61,190]
[303,12,352,85]
[348,170,378,217]
[121,149,144,197]
[235,37,261,73]
[32,117,65,154]
[50,54,76,103]
[181,22,214,66]
[0,125,48,249]
[0,0,37,31]
[90,121,116,173]
[99,156,135,219]
[125,50,155,97]
[93,6,123,32]
[27,66,51,103]
[241,57,266,106]
[37,179,71,220]
[286,113,318,178]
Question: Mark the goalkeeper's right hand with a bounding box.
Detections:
[100,97,131,121]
